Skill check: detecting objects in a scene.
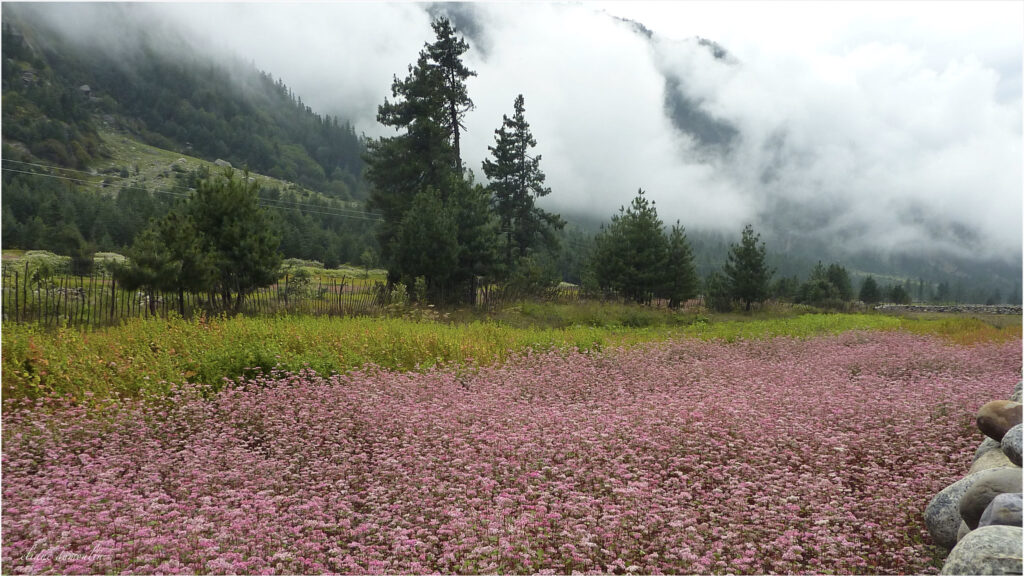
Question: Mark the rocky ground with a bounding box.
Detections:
[876,304,1022,315]
[925,381,1023,575]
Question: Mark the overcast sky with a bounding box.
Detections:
[19,1,1024,260]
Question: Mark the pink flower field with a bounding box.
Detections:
[2,331,1020,575]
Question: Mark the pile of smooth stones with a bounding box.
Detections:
[924,380,1023,575]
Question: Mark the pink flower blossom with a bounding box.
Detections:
[3,331,1017,574]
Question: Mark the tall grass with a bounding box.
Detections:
[897,315,1022,346]
[2,311,1017,402]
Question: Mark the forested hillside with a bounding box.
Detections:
[2,7,378,268]
[2,8,365,200]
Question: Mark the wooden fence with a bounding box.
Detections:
[1,265,395,329]
[0,266,587,329]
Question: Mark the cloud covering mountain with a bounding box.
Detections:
[11,1,1023,262]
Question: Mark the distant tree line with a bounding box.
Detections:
[0,162,377,272]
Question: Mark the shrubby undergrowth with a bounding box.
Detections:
[2,332,1020,574]
[3,312,1019,402]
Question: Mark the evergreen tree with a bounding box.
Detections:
[482,94,564,278]
[365,16,482,288]
[117,226,179,315]
[826,263,853,301]
[888,284,912,304]
[591,189,669,304]
[771,275,801,302]
[662,222,699,308]
[797,262,836,307]
[391,187,459,296]
[704,270,733,312]
[187,170,282,310]
[796,261,853,308]
[157,209,217,314]
[722,224,773,311]
[424,17,476,170]
[859,275,881,304]
[447,177,499,302]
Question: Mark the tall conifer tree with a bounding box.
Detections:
[482,94,563,277]
[365,17,495,301]
[723,224,773,311]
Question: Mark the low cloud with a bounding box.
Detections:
[13,2,1022,261]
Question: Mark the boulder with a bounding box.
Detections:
[927,468,1014,549]
[1012,381,1022,403]
[977,401,1023,442]
[957,520,970,542]
[979,492,1023,529]
[975,437,1003,463]
[940,525,1022,575]
[969,449,1015,475]
[1001,424,1022,467]
[959,468,1023,530]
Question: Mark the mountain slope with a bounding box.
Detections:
[2,3,366,201]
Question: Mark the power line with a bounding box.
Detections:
[1,167,97,185]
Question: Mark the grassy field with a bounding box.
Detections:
[3,306,1019,402]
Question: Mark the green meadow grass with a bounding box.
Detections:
[2,309,1018,402]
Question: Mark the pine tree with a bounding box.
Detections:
[704,270,733,312]
[188,170,282,310]
[798,261,841,308]
[662,222,699,309]
[888,284,912,304]
[859,275,881,304]
[365,17,482,288]
[722,224,773,311]
[591,189,669,304]
[424,17,476,170]
[157,209,217,315]
[482,94,564,278]
[117,226,179,315]
[391,187,459,296]
[447,177,499,303]
[826,263,853,301]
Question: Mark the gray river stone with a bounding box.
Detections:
[940,525,1023,575]
[979,492,1023,529]
[975,437,1003,464]
[926,468,1017,550]
[1000,424,1022,467]
[970,449,1015,475]
[957,520,970,542]
[960,468,1024,530]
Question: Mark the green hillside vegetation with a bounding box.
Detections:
[2,11,364,200]
[2,127,381,268]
